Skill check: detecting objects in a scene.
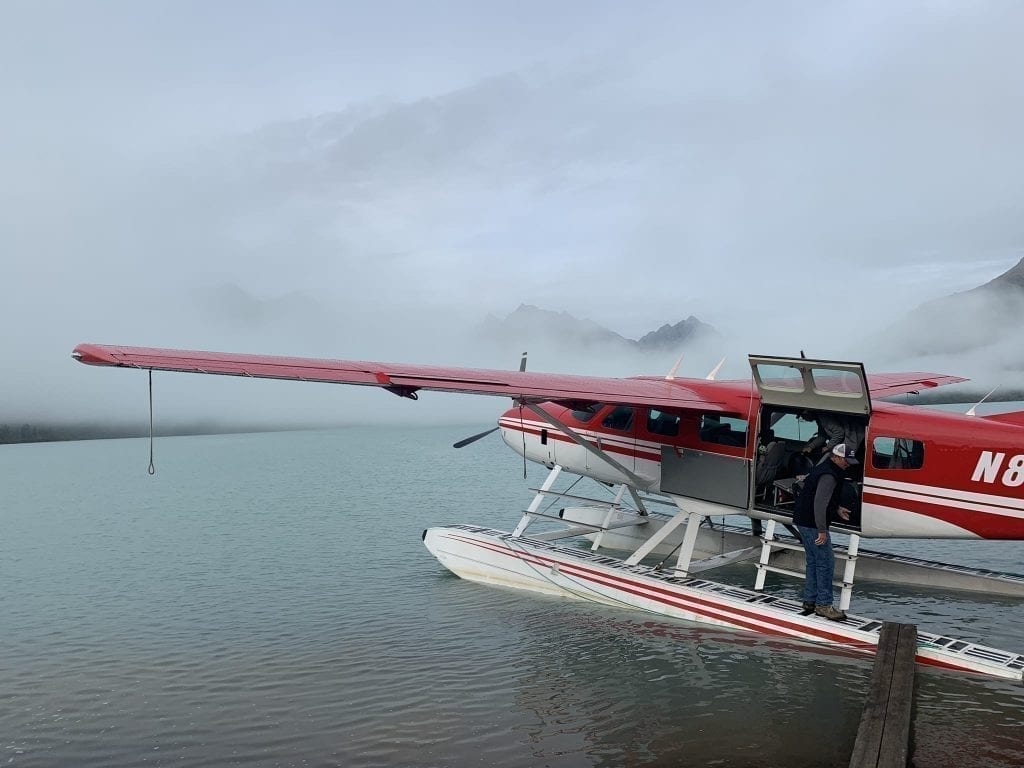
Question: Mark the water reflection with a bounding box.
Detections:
[492,597,1024,768]
[3,429,1021,768]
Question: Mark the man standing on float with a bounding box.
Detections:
[793,443,857,620]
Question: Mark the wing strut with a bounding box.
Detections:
[522,402,649,489]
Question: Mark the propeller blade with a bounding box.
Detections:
[455,352,522,448]
[453,426,500,449]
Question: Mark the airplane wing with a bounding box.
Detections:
[866,372,969,399]
[71,344,730,412]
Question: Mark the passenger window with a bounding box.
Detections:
[602,406,634,432]
[872,437,924,470]
[571,404,601,423]
[700,415,748,447]
[647,409,680,437]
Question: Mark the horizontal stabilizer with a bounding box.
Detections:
[867,372,969,399]
[982,410,1024,428]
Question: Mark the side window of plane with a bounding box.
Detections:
[602,406,634,432]
[571,404,601,423]
[647,409,680,437]
[872,437,925,470]
[700,415,748,447]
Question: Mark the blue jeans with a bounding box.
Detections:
[796,525,835,606]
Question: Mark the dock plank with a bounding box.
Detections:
[876,624,917,768]
[849,622,917,768]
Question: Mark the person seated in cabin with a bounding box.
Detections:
[755,430,787,499]
[752,429,787,535]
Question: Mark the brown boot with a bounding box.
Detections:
[814,604,847,621]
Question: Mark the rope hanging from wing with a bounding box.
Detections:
[148,369,156,475]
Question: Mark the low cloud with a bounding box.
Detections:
[3,2,1023,426]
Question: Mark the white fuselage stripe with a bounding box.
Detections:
[865,486,1024,520]
[500,419,706,460]
[500,418,661,456]
[865,477,1024,512]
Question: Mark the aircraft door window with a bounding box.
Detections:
[646,409,680,437]
[810,368,865,397]
[602,406,634,432]
[871,437,925,470]
[699,415,748,447]
[752,364,804,392]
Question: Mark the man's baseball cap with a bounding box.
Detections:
[832,443,859,464]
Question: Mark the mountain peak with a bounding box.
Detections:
[980,256,1024,292]
[878,258,1024,360]
[636,316,719,350]
[480,305,718,353]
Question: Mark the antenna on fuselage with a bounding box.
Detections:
[705,357,726,380]
[966,385,1001,417]
[520,351,528,372]
[665,354,684,380]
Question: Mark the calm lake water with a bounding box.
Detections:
[2,426,1023,767]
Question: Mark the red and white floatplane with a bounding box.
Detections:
[72,345,1024,682]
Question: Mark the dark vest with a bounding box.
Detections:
[793,458,845,529]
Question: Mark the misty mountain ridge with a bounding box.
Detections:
[193,283,336,332]
[882,256,1024,362]
[151,72,1023,383]
[479,304,719,353]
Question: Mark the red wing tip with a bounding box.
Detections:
[72,343,119,366]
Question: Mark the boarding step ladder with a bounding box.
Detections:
[753,519,861,611]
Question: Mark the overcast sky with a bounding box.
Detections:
[2,1,1023,425]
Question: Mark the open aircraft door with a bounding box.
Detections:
[748,355,872,417]
[748,355,871,524]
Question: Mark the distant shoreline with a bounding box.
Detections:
[0,420,485,445]
[0,422,323,445]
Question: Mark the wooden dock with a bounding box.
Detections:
[849,622,917,768]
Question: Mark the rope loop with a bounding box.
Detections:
[148,369,156,475]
